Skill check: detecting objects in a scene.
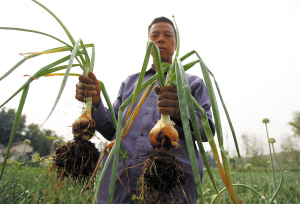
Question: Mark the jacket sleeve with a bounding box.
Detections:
[92,77,127,141]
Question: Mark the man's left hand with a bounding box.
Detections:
[154,84,181,120]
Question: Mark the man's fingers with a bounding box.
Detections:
[158,99,179,108]
[158,107,174,115]
[76,89,97,96]
[76,71,101,108]
[75,94,85,102]
[158,107,180,117]
[154,86,160,95]
[159,85,177,94]
[158,92,178,101]
[88,71,101,94]
[156,85,181,119]
[76,82,97,90]
[158,101,181,119]
[154,85,177,96]
[88,71,98,82]
[78,75,94,84]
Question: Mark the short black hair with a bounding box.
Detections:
[148,16,177,41]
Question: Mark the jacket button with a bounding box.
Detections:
[140,133,144,136]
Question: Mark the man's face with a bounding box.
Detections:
[149,21,177,64]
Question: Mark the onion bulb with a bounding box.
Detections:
[72,111,96,141]
[149,114,179,153]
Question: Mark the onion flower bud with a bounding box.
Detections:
[268,138,276,143]
[24,139,31,145]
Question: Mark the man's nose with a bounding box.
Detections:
[157,35,165,43]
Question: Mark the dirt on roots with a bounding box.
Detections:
[49,138,100,186]
[137,153,187,204]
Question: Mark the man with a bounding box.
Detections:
[76,17,215,204]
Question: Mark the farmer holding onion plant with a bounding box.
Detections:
[76,17,215,204]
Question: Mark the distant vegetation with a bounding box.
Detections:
[0,107,64,157]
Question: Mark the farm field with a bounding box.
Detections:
[202,169,300,203]
[0,163,299,203]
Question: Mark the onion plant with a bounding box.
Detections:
[262,119,284,204]
[0,1,247,203]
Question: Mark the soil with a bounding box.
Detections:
[49,137,100,186]
[150,130,174,153]
[137,153,187,204]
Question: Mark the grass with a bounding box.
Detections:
[0,162,299,204]
[202,168,300,204]
[0,162,99,204]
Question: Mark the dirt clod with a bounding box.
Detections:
[137,153,186,204]
[49,137,100,186]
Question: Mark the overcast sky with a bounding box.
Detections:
[1,0,299,156]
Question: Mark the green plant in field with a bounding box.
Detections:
[263,119,277,190]
[244,163,253,170]
[24,139,31,145]
[0,139,31,203]
[262,118,284,204]
[244,163,255,203]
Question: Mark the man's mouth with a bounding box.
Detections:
[159,47,166,50]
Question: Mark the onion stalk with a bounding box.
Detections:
[72,67,96,141]
[148,15,181,154]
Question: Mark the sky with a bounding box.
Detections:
[1,0,299,157]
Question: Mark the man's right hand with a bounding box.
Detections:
[75,71,101,108]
